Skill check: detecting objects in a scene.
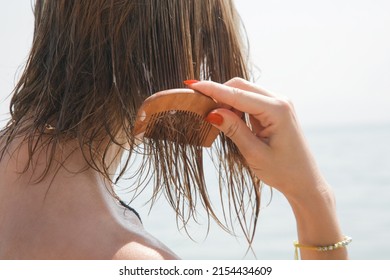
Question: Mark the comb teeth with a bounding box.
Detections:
[133,89,220,147]
[145,110,213,146]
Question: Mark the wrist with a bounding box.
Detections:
[286,183,347,258]
[281,170,335,210]
[286,180,338,231]
[287,182,336,213]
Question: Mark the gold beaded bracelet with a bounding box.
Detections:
[293,235,352,260]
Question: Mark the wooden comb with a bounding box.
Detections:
[133,88,220,147]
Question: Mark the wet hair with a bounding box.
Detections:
[0,0,261,248]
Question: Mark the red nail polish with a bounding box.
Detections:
[183,79,199,86]
[205,112,223,126]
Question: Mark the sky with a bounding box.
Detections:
[1,0,390,127]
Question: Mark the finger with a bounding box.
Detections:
[249,114,269,137]
[192,81,275,115]
[206,108,268,161]
[224,77,276,98]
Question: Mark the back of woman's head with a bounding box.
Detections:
[1,0,260,246]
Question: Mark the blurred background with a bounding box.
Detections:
[1,0,389,259]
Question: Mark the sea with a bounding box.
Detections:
[116,122,390,260]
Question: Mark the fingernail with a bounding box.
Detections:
[183,79,199,86]
[205,112,223,126]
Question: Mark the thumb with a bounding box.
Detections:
[206,109,267,160]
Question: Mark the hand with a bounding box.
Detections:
[188,78,329,203]
[187,78,347,259]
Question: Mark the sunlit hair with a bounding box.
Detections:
[0,0,261,249]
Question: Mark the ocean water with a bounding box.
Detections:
[117,122,390,260]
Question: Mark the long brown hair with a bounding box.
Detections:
[1,0,261,248]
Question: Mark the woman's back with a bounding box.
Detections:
[0,138,177,259]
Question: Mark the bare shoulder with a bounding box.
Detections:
[112,239,179,260]
[77,215,179,260]
[105,225,180,260]
[70,217,181,260]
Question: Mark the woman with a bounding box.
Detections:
[0,0,348,259]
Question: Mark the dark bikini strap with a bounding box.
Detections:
[119,200,142,223]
